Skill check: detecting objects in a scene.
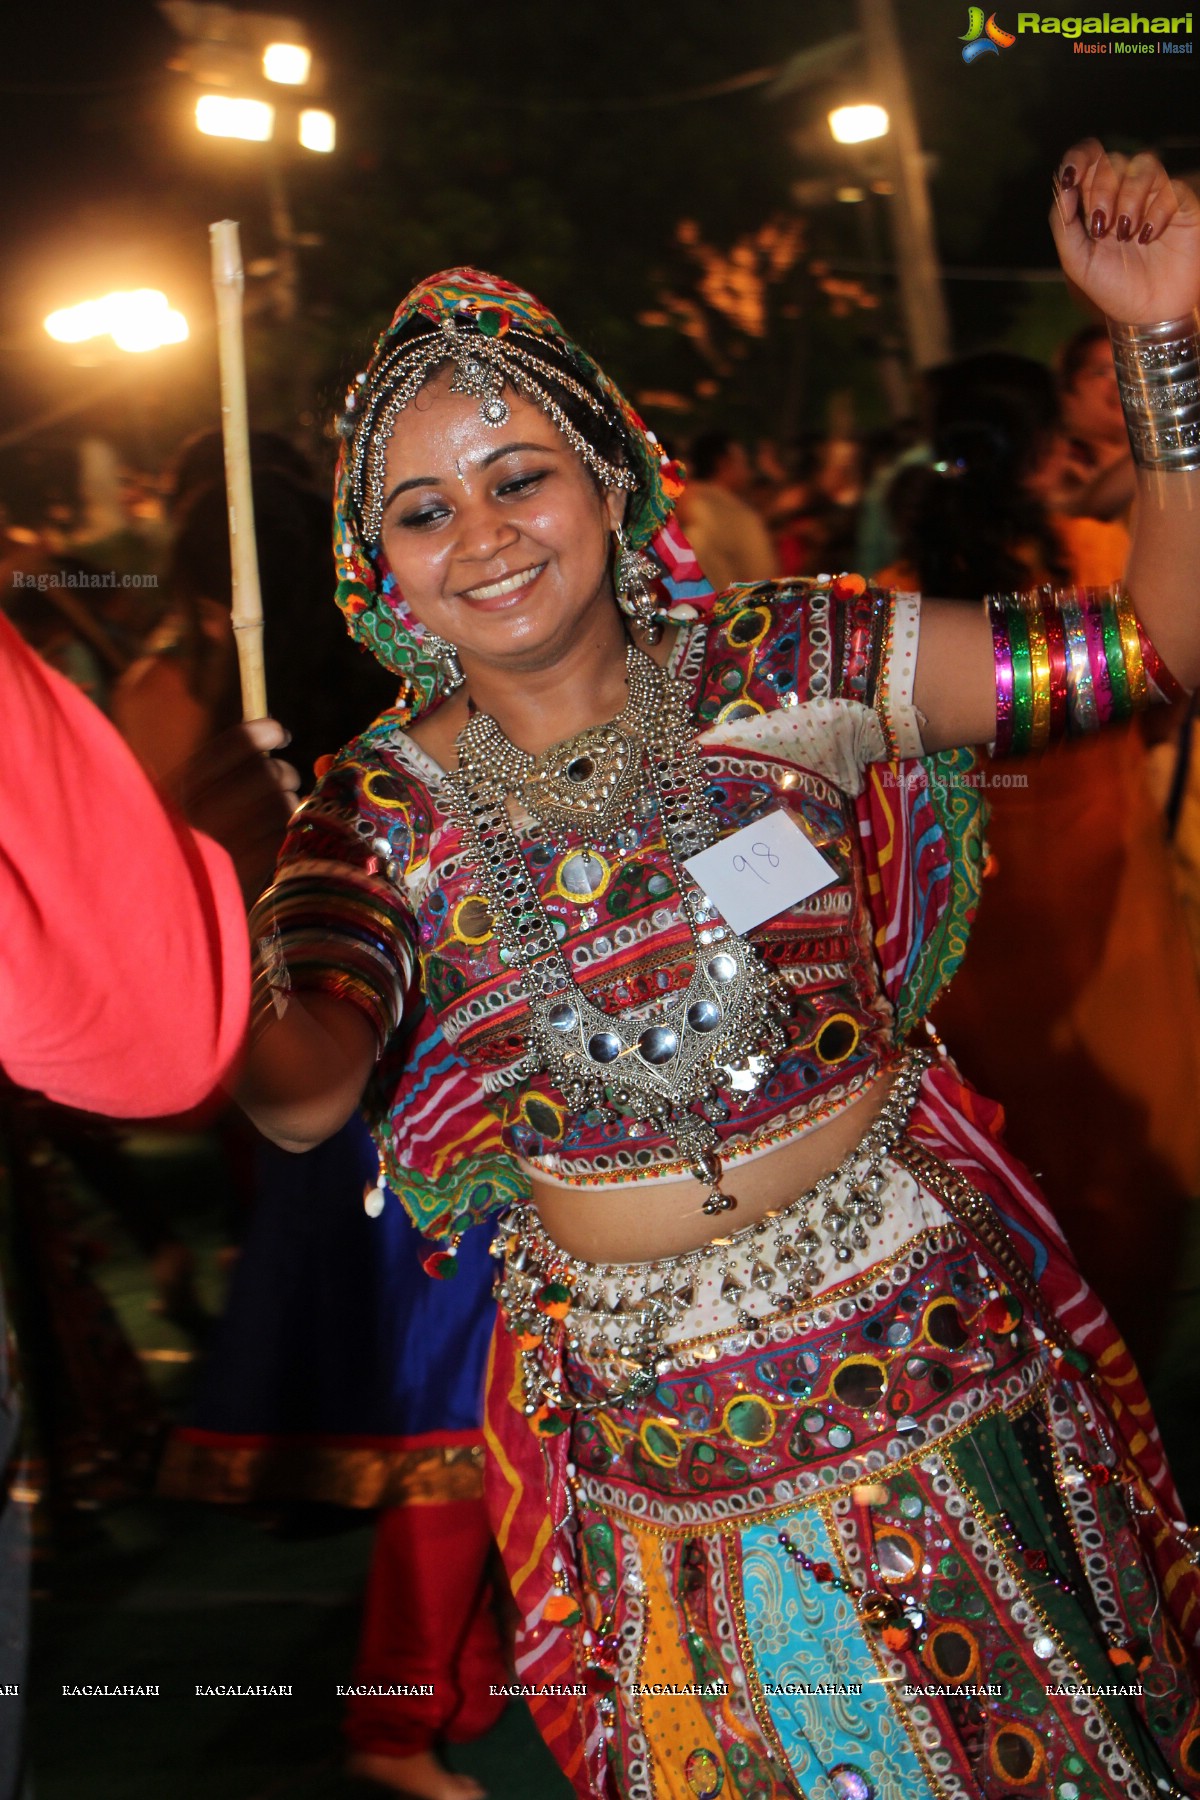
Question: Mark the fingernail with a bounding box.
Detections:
[1090,208,1107,238]
[1061,164,1076,188]
[1116,214,1132,242]
[1138,220,1154,244]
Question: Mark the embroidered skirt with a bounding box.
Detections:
[484,1063,1200,1800]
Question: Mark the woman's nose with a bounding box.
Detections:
[454,497,520,562]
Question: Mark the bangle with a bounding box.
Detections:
[986,585,1177,755]
[1098,589,1132,722]
[1108,309,1200,473]
[1006,597,1035,754]
[1138,621,1188,703]
[1113,588,1148,712]
[1058,590,1098,735]
[990,599,1016,754]
[1024,594,1053,752]
[1038,591,1069,740]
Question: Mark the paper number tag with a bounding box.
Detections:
[684,808,837,936]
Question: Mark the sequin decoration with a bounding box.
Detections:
[827,1767,873,1800]
[684,1747,723,1798]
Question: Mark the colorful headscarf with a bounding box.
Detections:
[332,268,712,723]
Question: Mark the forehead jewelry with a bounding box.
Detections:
[349,316,637,545]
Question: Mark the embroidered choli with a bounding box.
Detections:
[257,582,976,1237]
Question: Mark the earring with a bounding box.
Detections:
[613,522,661,643]
[424,632,465,689]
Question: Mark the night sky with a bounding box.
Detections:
[1,0,1197,472]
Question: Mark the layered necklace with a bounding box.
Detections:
[446,643,786,1215]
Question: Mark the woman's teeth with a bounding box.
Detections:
[462,564,545,602]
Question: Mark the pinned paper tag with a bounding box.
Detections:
[684,808,837,936]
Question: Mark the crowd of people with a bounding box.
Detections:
[3,140,1200,1800]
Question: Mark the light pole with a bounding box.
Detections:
[856,0,951,372]
[160,6,334,329]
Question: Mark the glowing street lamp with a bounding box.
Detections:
[298,108,335,153]
[45,290,189,354]
[263,42,311,85]
[828,103,889,145]
[195,94,275,142]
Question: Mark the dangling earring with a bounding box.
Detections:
[613,522,661,644]
[424,632,465,689]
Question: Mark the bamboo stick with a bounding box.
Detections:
[209,220,267,720]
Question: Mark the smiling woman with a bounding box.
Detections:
[232,204,1200,1800]
[377,382,626,702]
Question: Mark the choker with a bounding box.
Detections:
[446,645,786,1215]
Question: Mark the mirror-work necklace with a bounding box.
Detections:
[447,644,786,1214]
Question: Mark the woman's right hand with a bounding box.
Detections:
[174,719,301,905]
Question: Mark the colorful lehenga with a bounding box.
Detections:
[259,577,1200,1800]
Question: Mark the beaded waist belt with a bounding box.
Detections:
[493,1051,933,1412]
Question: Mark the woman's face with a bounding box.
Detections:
[377,368,625,673]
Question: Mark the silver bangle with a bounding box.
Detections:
[1108,309,1200,473]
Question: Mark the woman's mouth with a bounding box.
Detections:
[459,563,547,606]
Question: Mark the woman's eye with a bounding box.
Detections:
[497,470,547,498]
[397,503,450,530]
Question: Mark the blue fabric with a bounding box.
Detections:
[740,1511,939,1797]
[190,1113,495,1438]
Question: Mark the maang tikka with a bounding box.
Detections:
[613,521,661,641]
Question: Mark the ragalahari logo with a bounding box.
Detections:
[961,7,1017,58]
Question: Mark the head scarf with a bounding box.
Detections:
[332,268,712,723]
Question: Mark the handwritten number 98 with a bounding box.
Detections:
[731,841,781,885]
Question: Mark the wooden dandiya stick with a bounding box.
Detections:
[209,219,267,721]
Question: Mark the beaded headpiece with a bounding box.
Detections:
[332,268,712,723]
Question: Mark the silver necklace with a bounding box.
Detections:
[446,645,786,1215]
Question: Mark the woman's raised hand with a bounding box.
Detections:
[1051,139,1200,324]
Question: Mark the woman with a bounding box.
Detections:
[237,144,1200,1798]
[876,355,1200,1367]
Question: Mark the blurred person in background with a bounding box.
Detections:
[675,427,777,589]
[1057,320,1137,523]
[876,350,1200,1366]
[114,431,397,795]
[1,548,131,711]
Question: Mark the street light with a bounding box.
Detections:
[45,290,189,354]
[195,94,275,141]
[263,42,311,85]
[298,108,335,153]
[828,103,889,145]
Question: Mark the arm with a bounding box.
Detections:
[231,753,418,1153]
[234,989,379,1153]
[914,141,1200,753]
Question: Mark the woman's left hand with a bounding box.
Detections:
[1051,139,1200,323]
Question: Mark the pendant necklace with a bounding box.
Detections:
[447,643,786,1215]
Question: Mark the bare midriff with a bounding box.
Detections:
[529,1062,899,1263]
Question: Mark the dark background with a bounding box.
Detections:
[1,1,1197,494]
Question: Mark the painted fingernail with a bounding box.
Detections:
[1090,208,1107,237]
[1116,214,1132,241]
[1138,221,1154,244]
[1061,164,1076,188]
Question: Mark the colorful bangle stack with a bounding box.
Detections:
[247,866,414,1053]
[987,585,1179,757]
